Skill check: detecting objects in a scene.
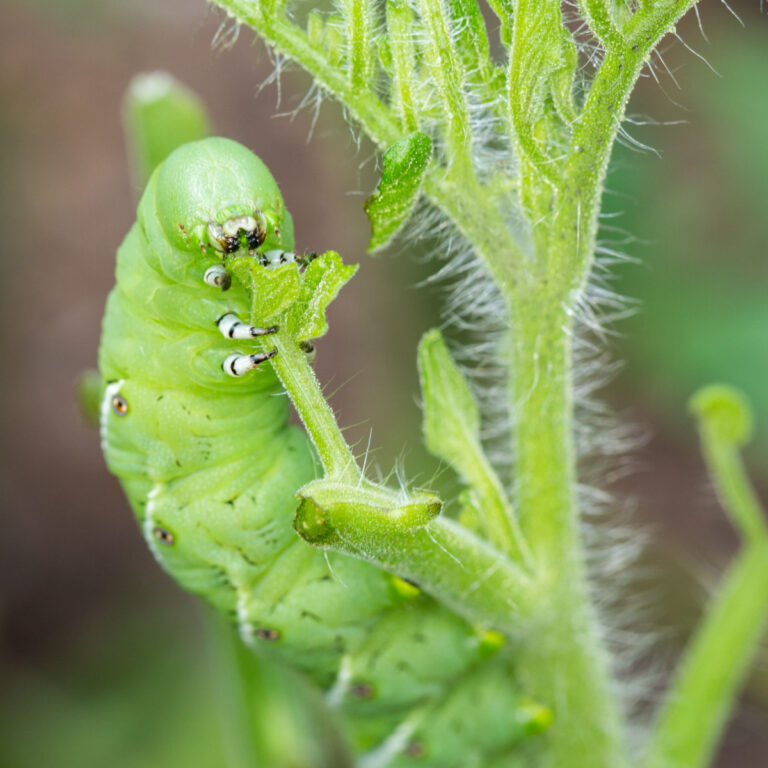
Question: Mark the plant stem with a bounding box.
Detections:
[645,388,768,768]
[644,541,768,768]
[702,433,766,543]
[507,298,628,767]
[296,488,534,635]
[509,302,576,566]
[489,7,703,760]
[270,332,359,483]
[268,335,535,631]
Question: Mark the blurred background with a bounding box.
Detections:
[0,1,766,765]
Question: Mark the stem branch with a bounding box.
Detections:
[296,485,534,635]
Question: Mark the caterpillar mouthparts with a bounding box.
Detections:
[207,210,268,253]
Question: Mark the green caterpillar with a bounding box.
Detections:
[99,137,544,766]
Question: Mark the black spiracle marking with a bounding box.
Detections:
[111,393,129,416]
[349,681,375,700]
[404,741,425,758]
[153,527,175,546]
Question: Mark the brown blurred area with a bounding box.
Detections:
[0,1,766,766]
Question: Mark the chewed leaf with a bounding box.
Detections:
[365,132,432,252]
[289,251,358,341]
[230,257,301,325]
[418,328,480,472]
[229,251,355,342]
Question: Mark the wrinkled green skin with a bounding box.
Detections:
[99,138,538,765]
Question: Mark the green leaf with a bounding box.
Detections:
[289,251,358,341]
[364,132,432,252]
[419,331,528,561]
[123,71,211,189]
[229,251,355,342]
[417,328,480,471]
[230,258,301,325]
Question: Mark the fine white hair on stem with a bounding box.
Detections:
[211,16,241,51]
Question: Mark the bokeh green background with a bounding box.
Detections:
[0,1,766,765]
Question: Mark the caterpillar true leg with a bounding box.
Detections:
[260,250,318,270]
[260,249,297,267]
[216,313,278,340]
[223,350,277,377]
[300,341,316,362]
[203,264,231,290]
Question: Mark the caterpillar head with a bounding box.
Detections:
[152,136,294,258]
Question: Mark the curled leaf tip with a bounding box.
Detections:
[689,384,753,447]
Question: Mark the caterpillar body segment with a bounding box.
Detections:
[98,137,543,763]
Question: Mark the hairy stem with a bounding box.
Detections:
[506,299,628,767]
[296,486,534,635]
[270,333,359,483]
[510,302,576,566]
[489,5,704,760]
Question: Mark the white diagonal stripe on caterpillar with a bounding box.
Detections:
[143,483,166,567]
[99,379,124,454]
